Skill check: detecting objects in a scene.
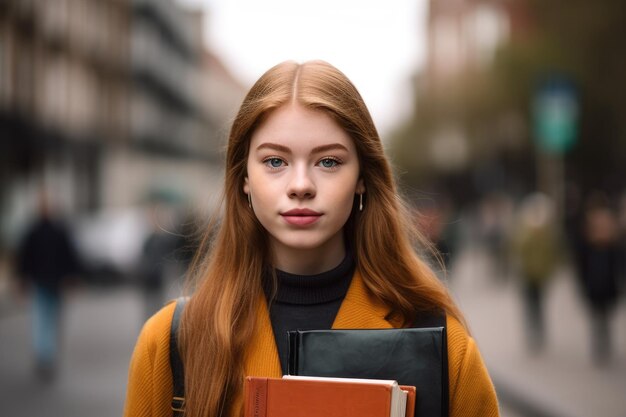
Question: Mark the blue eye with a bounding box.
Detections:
[265,158,284,168]
[319,158,339,168]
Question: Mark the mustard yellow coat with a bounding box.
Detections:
[123,273,500,417]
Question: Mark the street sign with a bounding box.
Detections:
[532,76,579,154]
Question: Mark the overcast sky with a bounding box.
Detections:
[178,0,428,137]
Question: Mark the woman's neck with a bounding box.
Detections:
[270,237,346,275]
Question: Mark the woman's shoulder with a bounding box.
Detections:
[445,315,471,354]
[135,301,178,357]
[124,301,178,417]
[445,315,499,416]
[445,314,476,378]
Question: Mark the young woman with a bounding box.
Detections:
[123,60,499,417]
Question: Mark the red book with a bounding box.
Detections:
[244,376,416,417]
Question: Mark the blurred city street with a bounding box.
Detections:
[0,245,624,417]
[450,247,626,417]
[0,286,145,417]
[1,0,624,416]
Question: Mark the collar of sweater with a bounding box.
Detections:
[263,253,355,305]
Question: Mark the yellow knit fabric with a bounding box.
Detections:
[123,272,500,417]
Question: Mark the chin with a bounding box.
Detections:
[281,239,326,252]
[274,233,336,253]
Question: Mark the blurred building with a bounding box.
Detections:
[426,0,534,190]
[426,0,532,89]
[0,0,131,247]
[397,0,625,210]
[0,0,245,252]
[393,0,535,206]
[104,0,245,208]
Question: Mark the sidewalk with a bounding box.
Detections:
[0,288,138,417]
[449,247,626,417]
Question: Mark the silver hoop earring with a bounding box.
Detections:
[359,193,363,212]
[248,193,252,209]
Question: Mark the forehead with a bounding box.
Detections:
[249,104,355,152]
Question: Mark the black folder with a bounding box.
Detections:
[288,327,447,417]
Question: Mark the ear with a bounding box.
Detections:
[356,178,365,195]
[243,177,250,194]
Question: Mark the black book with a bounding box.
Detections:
[288,327,447,417]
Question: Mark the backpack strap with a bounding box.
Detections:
[413,310,449,417]
[170,297,188,416]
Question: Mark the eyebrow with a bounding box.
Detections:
[256,143,291,153]
[312,143,349,153]
[255,142,349,154]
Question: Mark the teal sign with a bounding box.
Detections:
[532,77,579,154]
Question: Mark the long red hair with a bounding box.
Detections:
[180,60,464,417]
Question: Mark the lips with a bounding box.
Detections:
[281,208,322,226]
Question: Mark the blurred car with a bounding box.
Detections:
[72,207,151,286]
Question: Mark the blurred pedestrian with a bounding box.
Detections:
[413,198,457,278]
[574,193,621,366]
[618,192,626,292]
[479,192,514,283]
[137,202,180,321]
[173,206,202,276]
[511,193,561,353]
[15,190,80,381]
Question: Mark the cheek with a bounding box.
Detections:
[248,175,281,211]
[331,177,359,215]
[246,164,266,193]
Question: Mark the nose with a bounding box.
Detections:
[287,164,316,199]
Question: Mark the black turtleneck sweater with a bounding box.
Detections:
[263,254,355,374]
